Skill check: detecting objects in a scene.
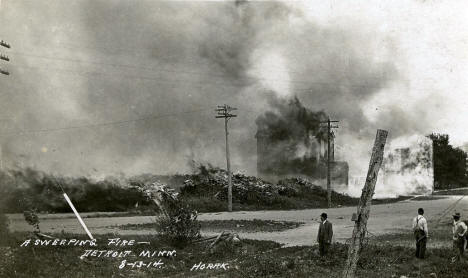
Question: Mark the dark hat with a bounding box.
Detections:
[320,212,327,219]
[453,212,461,218]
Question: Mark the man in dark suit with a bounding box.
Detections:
[317,212,333,256]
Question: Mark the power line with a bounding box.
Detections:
[9,51,321,87]
[9,50,396,90]
[12,39,395,80]
[10,63,253,90]
[11,51,247,82]
[0,108,213,137]
[10,61,390,92]
[9,41,307,76]
[8,37,438,93]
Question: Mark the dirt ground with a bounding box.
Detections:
[7,195,467,247]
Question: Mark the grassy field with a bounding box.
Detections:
[1,229,467,278]
[115,219,304,233]
[183,195,413,213]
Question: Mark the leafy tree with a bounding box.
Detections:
[428,133,468,189]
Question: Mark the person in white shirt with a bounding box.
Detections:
[412,208,428,259]
[452,212,467,262]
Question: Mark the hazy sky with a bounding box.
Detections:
[0,0,466,177]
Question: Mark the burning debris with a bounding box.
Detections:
[181,166,278,204]
[277,177,355,205]
[179,165,356,208]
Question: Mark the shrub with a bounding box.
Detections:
[134,182,201,247]
[155,203,201,247]
[23,209,40,233]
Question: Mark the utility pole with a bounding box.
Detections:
[0,40,10,170]
[215,104,237,212]
[0,40,10,76]
[320,118,339,208]
[342,129,388,278]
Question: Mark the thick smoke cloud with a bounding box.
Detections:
[0,0,408,179]
[256,96,327,142]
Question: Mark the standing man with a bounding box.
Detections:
[412,208,428,259]
[452,212,467,262]
[317,212,333,256]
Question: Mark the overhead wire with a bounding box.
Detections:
[9,63,252,90]
[8,40,313,77]
[0,107,215,137]
[9,62,391,93]
[8,48,394,91]
[0,42,415,138]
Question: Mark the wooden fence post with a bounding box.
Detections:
[342,129,388,278]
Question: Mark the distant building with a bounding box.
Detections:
[255,97,348,186]
[256,127,348,186]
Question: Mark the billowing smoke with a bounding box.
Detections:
[256,95,327,156]
[0,0,433,198]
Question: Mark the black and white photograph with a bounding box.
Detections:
[0,0,467,277]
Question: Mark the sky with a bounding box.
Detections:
[0,0,467,178]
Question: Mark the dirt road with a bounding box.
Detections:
[7,196,467,246]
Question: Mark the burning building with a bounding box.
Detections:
[255,96,348,186]
[349,135,434,198]
[381,136,434,195]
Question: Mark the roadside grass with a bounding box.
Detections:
[115,219,304,233]
[183,195,412,213]
[371,195,413,204]
[49,210,155,219]
[81,210,155,218]
[370,219,468,248]
[368,227,454,249]
[182,195,320,212]
[1,231,467,278]
[410,196,448,201]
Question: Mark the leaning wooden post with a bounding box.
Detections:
[342,129,388,278]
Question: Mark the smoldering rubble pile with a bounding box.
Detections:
[181,167,276,203]
[179,165,356,208]
[0,166,357,214]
